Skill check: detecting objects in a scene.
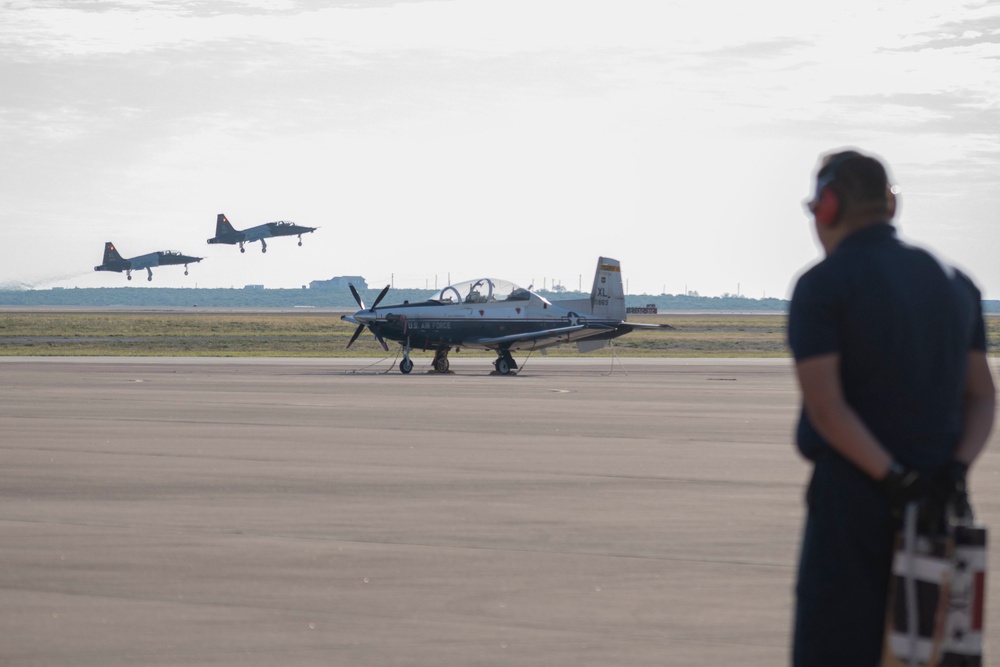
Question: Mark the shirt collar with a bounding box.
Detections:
[838,222,896,250]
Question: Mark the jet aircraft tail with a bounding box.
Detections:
[215,213,237,237]
[102,242,125,265]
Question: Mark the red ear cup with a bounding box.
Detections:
[814,187,840,226]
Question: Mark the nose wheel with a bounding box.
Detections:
[399,343,414,374]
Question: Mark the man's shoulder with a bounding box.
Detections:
[896,238,983,298]
[791,252,846,301]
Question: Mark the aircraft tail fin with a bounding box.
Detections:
[102,242,124,265]
[216,213,237,237]
[589,257,625,320]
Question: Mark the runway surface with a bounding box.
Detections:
[1,357,997,666]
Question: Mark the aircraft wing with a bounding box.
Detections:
[470,324,588,348]
[619,322,676,331]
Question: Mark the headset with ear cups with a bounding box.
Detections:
[810,151,862,226]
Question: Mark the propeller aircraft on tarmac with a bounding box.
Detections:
[343,257,673,375]
[207,213,317,253]
[93,242,202,282]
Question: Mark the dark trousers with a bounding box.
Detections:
[792,452,897,666]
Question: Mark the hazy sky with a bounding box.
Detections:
[2,0,998,298]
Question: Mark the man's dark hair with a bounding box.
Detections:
[819,151,890,204]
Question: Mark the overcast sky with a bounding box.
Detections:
[2,0,998,298]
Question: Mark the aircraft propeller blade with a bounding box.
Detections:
[345,283,391,351]
[372,328,389,352]
[349,284,365,310]
[346,323,366,349]
[370,284,390,310]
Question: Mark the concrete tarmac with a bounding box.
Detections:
[1,357,997,666]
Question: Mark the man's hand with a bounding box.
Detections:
[878,462,929,515]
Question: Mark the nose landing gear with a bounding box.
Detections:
[399,342,414,374]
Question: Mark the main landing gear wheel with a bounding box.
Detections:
[400,357,414,374]
[432,347,451,373]
[494,350,518,375]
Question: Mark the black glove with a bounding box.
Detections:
[932,460,971,519]
[878,462,928,516]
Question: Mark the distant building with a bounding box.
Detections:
[310,276,367,290]
[626,303,658,315]
[243,284,265,290]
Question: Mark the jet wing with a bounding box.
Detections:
[470,324,588,348]
[156,252,203,266]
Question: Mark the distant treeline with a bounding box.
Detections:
[0,288,997,313]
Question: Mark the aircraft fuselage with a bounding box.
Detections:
[208,221,317,246]
[352,300,621,353]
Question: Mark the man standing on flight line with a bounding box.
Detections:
[787,148,995,666]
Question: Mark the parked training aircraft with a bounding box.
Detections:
[207,213,317,253]
[93,242,202,281]
[343,257,673,375]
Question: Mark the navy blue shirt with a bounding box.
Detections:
[788,223,986,468]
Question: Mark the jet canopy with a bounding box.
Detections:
[428,278,549,306]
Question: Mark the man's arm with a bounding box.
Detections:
[795,352,893,480]
[955,350,996,466]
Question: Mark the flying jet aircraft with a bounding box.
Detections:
[207,213,317,253]
[93,242,202,282]
[342,257,673,375]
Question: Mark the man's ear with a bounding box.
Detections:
[886,186,898,219]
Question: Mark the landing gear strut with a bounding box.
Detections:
[432,347,451,373]
[399,343,414,374]
[260,239,267,253]
[494,349,518,375]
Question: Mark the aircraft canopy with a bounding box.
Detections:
[429,278,549,306]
